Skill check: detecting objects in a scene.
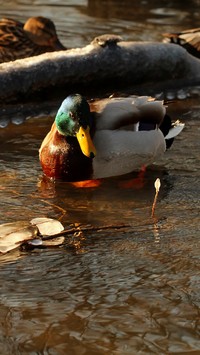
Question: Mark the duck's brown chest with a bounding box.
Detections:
[40,135,93,182]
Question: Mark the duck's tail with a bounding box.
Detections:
[159,114,185,149]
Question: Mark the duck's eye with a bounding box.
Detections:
[69,111,76,120]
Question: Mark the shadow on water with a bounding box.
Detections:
[0,1,200,354]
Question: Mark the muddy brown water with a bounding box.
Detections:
[0,1,200,354]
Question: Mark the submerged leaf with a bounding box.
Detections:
[27,239,43,246]
[42,236,65,246]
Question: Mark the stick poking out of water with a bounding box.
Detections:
[151,178,161,218]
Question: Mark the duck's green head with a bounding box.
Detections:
[55,94,96,158]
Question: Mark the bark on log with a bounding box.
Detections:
[0,35,200,102]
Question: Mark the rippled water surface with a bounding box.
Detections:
[0,1,200,354]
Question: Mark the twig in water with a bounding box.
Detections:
[42,223,132,241]
[151,178,161,218]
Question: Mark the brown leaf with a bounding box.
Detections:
[0,221,38,254]
[30,217,64,236]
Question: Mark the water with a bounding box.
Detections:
[0,1,200,354]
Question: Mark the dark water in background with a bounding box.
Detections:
[0,1,200,354]
[1,0,200,48]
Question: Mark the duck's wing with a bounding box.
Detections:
[0,18,24,47]
[0,17,42,62]
[163,28,200,54]
[93,128,166,179]
[178,29,200,52]
[0,18,23,27]
[91,96,166,131]
[165,120,185,140]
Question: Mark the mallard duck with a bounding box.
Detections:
[0,16,65,63]
[163,28,200,58]
[39,94,185,182]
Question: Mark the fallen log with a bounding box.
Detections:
[0,34,200,102]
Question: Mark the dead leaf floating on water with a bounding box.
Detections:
[0,221,38,254]
[0,218,64,254]
[30,217,64,236]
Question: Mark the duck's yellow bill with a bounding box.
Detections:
[76,126,96,158]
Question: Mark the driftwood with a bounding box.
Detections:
[0,34,200,102]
